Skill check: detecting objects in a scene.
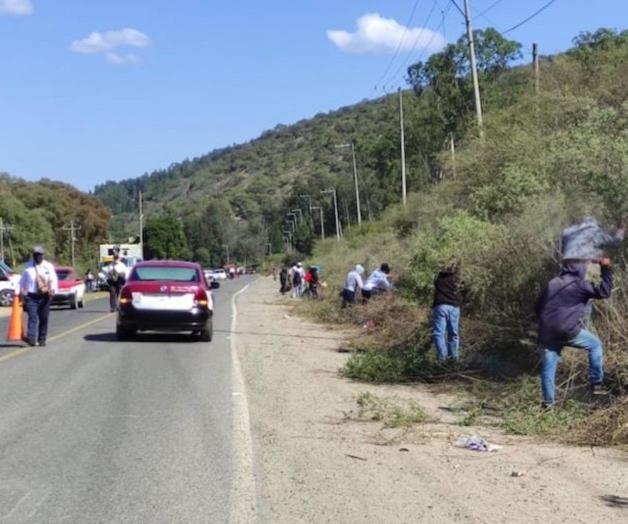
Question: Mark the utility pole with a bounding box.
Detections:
[321,189,341,241]
[299,195,314,228]
[222,244,230,264]
[463,0,484,136]
[62,220,81,268]
[335,143,362,226]
[311,205,325,240]
[532,43,540,94]
[399,88,407,206]
[0,219,13,261]
[138,190,144,259]
[291,209,303,224]
[450,133,457,179]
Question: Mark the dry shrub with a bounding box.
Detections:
[569,396,628,448]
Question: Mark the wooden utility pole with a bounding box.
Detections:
[321,189,341,241]
[350,143,362,225]
[0,219,13,261]
[138,190,144,259]
[463,0,484,136]
[335,144,362,226]
[399,88,407,206]
[62,220,81,268]
[450,133,457,179]
[532,43,540,94]
[311,205,325,240]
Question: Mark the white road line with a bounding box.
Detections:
[228,283,259,523]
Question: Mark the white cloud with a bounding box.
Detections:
[0,0,34,16]
[327,13,446,55]
[105,52,140,65]
[70,28,151,65]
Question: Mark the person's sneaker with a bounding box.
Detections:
[38,340,47,347]
[541,402,554,411]
[22,337,37,347]
[591,384,609,396]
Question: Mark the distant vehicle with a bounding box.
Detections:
[99,243,143,265]
[53,266,86,309]
[0,262,20,307]
[116,260,220,341]
[208,268,227,281]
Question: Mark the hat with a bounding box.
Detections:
[355,264,365,275]
[297,262,302,267]
[32,245,45,255]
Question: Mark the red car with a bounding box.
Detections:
[53,266,86,309]
[116,260,218,341]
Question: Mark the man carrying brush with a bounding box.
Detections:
[536,257,612,408]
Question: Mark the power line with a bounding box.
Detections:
[374,0,424,92]
[384,0,448,90]
[476,0,506,18]
[502,0,560,34]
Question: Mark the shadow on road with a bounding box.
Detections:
[84,332,202,344]
[0,343,25,349]
[600,495,628,509]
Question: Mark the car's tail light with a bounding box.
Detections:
[118,286,132,305]
[194,288,208,307]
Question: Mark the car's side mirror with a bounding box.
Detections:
[210,281,220,290]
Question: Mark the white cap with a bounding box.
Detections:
[355,264,365,274]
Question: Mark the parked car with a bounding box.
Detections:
[0,262,20,307]
[208,268,227,281]
[116,260,219,341]
[53,266,86,309]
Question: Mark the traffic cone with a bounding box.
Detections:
[7,294,24,342]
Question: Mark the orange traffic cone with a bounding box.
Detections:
[7,294,24,342]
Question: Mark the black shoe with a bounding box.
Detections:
[591,384,609,396]
[110,308,116,313]
[22,337,37,347]
[38,340,47,347]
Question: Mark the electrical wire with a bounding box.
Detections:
[476,0,506,18]
[373,0,424,92]
[502,0,560,34]
[382,0,447,91]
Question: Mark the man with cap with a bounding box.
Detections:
[104,247,128,312]
[19,246,58,347]
[341,264,365,307]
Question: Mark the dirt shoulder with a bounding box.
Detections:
[236,277,628,523]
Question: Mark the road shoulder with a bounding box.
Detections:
[236,277,627,524]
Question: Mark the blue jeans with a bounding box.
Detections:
[432,305,460,361]
[540,329,604,405]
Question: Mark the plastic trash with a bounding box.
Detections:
[454,436,501,452]
[560,217,623,260]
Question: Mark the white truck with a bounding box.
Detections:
[97,244,143,290]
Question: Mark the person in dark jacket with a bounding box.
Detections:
[432,264,463,362]
[536,258,612,407]
[279,267,289,295]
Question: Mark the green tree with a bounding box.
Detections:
[144,212,190,260]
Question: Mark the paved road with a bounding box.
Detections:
[0,278,257,523]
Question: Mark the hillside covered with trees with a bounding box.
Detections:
[0,175,110,268]
[96,27,539,267]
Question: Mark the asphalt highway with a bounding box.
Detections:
[0,278,258,523]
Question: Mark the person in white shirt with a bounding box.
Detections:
[19,245,59,347]
[362,263,393,301]
[105,248,128,312]
[342,264,365,307]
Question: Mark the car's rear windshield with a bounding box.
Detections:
[56,270,73,281]
[131,266,200,282]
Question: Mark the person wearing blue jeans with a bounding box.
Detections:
[432,265,463,362]
[536,258,612,407]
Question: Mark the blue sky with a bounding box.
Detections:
[0,0,626,191]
